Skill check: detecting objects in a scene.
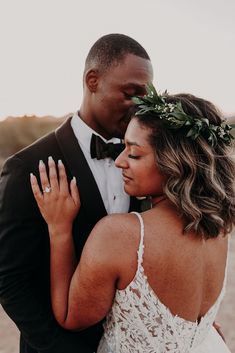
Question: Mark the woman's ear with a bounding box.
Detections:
[85,69,99,93]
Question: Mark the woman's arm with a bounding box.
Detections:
[61,218,118,330]
[49,218,117,331]
[30,157,118,330]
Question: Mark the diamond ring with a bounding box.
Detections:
[43,186,51,193]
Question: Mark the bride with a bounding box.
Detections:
[30,85,234,352]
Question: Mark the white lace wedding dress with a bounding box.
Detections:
[97,212,231,353]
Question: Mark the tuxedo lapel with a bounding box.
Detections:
[55,117,107,224]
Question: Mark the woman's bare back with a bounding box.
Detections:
[116,203,228,323]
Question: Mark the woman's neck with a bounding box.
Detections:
[151,195,167,208]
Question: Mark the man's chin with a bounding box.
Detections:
[112,129,125,139]
[113,133,125,139]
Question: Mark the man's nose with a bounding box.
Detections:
[124,96,135,108]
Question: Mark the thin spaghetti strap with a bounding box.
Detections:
[131,212,145,272]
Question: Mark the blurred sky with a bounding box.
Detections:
[0,0,234,120]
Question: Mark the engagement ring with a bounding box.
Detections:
[43,186,51,193]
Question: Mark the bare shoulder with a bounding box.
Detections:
[81,212,141,271]
[88,212,139,245]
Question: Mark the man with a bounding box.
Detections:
[0,34,153,353]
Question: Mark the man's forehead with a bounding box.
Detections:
[111,55,152,71]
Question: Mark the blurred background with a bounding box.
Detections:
[0,0,235,120]
[0,0,234,352]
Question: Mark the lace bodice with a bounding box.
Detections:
[98,212,228,353]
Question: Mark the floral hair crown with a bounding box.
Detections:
[132,83,234,147]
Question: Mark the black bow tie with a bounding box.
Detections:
[90,134,125,160]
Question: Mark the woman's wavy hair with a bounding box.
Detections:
[135,93,235,239]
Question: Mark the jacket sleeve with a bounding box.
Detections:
[0,156,94,353]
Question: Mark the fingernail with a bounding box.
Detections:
[72,176,76,183]
[48,156,53,162]
[30,173,34,179]
[39,160,44,167]
[58,159,63,166]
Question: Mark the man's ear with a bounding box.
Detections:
[85,69,99,92]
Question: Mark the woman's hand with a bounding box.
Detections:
[30,157,80,235]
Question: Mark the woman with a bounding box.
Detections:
[30,85,234,352]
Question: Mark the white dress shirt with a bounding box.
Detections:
[71,112,130,214]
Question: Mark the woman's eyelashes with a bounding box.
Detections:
[128,154,140,160]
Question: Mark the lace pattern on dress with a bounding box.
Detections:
[98,212,228,353]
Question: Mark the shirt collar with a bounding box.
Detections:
[71,111,122,153]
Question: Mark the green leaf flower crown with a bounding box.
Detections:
[132,83,234,147]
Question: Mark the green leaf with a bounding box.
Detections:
[132,83,234,147]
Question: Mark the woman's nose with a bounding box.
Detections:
[115,149,128,169]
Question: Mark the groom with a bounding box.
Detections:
[0,34,153,353]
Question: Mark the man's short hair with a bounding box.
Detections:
[85,33,150,73]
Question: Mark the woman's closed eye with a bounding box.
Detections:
[128,154,140,159]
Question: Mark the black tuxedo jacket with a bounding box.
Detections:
[0,117,139,353]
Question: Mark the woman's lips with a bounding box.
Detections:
[122,173,132,182]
